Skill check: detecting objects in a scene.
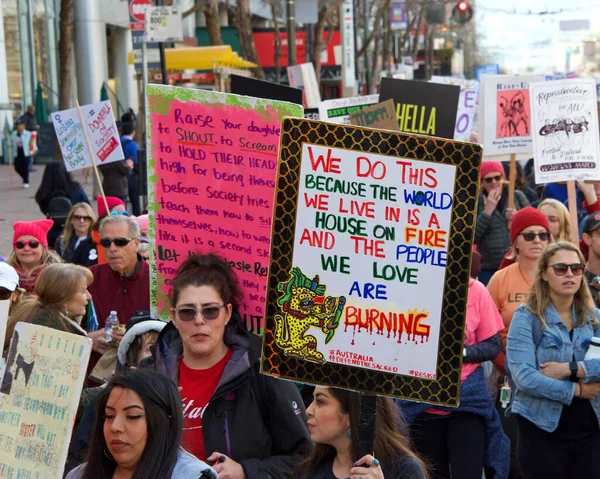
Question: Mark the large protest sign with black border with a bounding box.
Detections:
[261,118,482,406]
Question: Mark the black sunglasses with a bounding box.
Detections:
[73,214,92,221]
[100,237,134,248]
[549,263,585,276]
[15,240,40,249]
[484,175,503,184]
[172,305,225,322]
[520,232,550,242]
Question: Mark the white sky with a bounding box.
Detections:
[476,0,600,74]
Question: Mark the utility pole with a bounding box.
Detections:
[157,0,168,85]
[287,0,296,66]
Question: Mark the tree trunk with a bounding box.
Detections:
[205,0,223,45]
[381,0,391,75]
[312,0,343,89]
[411,4,424,66]
[368,5,382,94]
[235,0,265,79]
[58,0,74,110]
[269,0,282,83]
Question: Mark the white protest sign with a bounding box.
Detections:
[530,78,600,184]
[145,6,183,43]
[430,76,479,141]
[0,300,8,356]
[481,74,544,156]
[319,95,380,125]
[52,100,124,172]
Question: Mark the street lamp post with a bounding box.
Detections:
[287,0,296,66]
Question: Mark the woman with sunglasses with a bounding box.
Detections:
[475,161,529,286]
[506,241,600,478]
[55,203,97,266]
[142,253,311,478]
[7,219,61,295]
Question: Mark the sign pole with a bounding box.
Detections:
[75,100,110,215]
[566,180,580,244]
[355,394,377,461]
[142,37,149,93]
[508,153,517,227]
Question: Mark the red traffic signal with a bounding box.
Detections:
[457,1,468,11]
[452,1,473,24]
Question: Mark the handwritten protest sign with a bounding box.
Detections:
[480,74,544,156]
[348,99,399,130]
[0,323,92,478]
[52,100,123,171]
[379,78,460,140]
[529,78,600,184]
[147,85,302,332]
[0,301,8,354]
[319,94,379,124]
[262,118,482,405]
[430,76,479,141]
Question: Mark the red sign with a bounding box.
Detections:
[130,0,154,25]
[253,30,341,69]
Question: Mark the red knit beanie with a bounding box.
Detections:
[97,196,125,218]
[13,219,53,249]
[480,161,505,181]
[510,207,551,243]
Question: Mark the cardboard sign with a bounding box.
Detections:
[146,85,302,333]
[230,74,303,106]
[379,78,460,140]
[430,76,479,141]
[261,118,482,405]
[348,99,399,130]
[318,94,379,125]
[0,323,92,478]
[52,101,124,171]
[287,63,322,108]
[480,74,544,156]
[530,78,600,184]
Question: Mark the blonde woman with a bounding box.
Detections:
[5,264,92,350]
[55,203,97,265]
[507,241,600,478]
[538,199,572,243]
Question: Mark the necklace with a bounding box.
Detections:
[517,263,534,286]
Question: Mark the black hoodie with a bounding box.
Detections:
[140,313,312,478]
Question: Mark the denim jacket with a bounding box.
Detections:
[506,303,600,432]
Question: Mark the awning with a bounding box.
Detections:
[127,45,257,70]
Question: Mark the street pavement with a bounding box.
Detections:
[0,164,95,259]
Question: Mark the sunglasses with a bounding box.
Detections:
[100,237,134,248]
[484,175,503,184]
[73,214,92,222]
[172,305,226,322]
[520,232,550,242]
[549,263,585,276]
[111,210,129,216]
[15,240,40,249]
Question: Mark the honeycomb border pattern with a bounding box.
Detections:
[261,117,483,406]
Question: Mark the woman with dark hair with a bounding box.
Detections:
[34,162,90,215]
[294,387,427,478]
[66,369,217,478]
[142,253,311,478]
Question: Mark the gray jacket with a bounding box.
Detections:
[475,188,529,271]
[65,448,217,478]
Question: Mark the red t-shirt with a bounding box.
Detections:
[179,348,232,460]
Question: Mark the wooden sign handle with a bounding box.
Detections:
[566,180,580,244]
[507,153,517,228]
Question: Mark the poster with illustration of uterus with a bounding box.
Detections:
[530,78,600,184]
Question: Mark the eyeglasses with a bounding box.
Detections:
[111,210,129,216]
[549,263,585,276]
[520,232,550,242]
[100,237,134,248]
[15,240,40,249]
[484,175,503,184]
[73,215,92,222]
[172,305,226,322]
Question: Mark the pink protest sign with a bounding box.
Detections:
[147,85,302,332]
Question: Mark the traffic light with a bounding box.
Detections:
[451,1,473,24]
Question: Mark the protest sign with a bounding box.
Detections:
[0,300,8,354]
[379,78,460,140]
[0,323,92,478]
[480,74,544,156]
[348,99,399,130]
[430,76,479,141]
[261,118,482,405]
[475,63,499,82]
[52,100,123,172]
[230,74,303,106]
[147,85,302,332]
[287,62,322,108]
[529,78,600,184]
[318,94,379,124]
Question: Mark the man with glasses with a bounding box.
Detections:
[582,213,600,305]
[87,215,150,375]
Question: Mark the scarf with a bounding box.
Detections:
[14,264,46,294]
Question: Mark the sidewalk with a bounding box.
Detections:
[0,164,95,259]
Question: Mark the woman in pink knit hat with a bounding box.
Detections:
[7,219,62,294]
[475,161,529,285]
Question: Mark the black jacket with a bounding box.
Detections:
[99,161,129,197]
[141,316,312,478]
[55,234,97,266]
